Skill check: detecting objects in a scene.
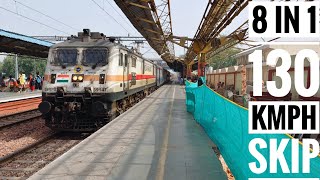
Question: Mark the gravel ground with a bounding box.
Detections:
[213,146,235,180]
[0,118,53,157]
[0,134,84,179]
[219,154,235,180]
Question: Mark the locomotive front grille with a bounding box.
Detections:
[42,93,111,132]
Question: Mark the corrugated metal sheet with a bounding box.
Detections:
[0,29,53,57]
[0,29,53,47]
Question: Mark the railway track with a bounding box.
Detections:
[0,97,41,108]
[0,132,86,180]
[0,97,41,117]
[0,109,41,129]
[0,97,42,129]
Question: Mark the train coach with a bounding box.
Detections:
[38,29,170,132]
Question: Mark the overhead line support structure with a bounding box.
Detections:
[114,0,175,63]
[185,0,249,77]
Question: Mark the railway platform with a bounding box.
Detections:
[29,84,227,180]
[0,91,42,103]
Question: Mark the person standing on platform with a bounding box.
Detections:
[0,76,5,87]
[17,74,20,85]
[8,75,15,85]
[35,72,42,90]
[0,76,6,92]
[29,74,35,92]
[18,72,26,92]
[8,75,17,92]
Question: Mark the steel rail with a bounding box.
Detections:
[0,109,41,130]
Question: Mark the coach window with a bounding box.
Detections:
[132,56,136,67]
[142,60,145,74]
[124,54,128,66]
[119,53,123,66]
[153,65,155,75]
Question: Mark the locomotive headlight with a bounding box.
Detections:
[72,74,84,82]
[72,75,78,81]
[78,75,83,81]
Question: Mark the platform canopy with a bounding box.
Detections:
[114,0,175,63]
[184,0,249,64]
[0,29,53,58]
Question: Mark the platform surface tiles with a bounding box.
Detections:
[29,85,227,180]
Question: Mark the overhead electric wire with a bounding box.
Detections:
[90,0,131,34]
[0,6,70,35]
[14,0,18,13]
[0,53,47,60]
[142,47,154,55]
[13,0,78,31]
[103,0,137,33]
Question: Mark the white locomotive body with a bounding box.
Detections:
[39,30,169,131]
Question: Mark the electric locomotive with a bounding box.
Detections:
[39,29,169,132]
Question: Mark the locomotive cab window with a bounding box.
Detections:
[82,48,108,66]
[52,49,78,66]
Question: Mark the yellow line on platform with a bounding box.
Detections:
[156,85,175,180]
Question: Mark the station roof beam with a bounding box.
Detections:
[114,0,175,63]
[185,0,249,65]
[0,29,53,58]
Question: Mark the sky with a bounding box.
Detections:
[0,0,248,60]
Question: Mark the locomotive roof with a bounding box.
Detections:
[49,30,163,65]
[50,36,158,65]
[51,38,114,48]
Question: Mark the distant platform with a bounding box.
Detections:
[29,85,227,180]
[0,91,42,103]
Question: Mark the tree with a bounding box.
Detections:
[2,56,15,77]
[1,55,47,78]
[207,47,240,70]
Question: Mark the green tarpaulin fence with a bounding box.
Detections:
[185,80,320,179]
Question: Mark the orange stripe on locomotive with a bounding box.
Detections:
[44,74,156,82]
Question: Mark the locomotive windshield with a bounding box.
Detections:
[52,49,78,66]
[82,48,108,66]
